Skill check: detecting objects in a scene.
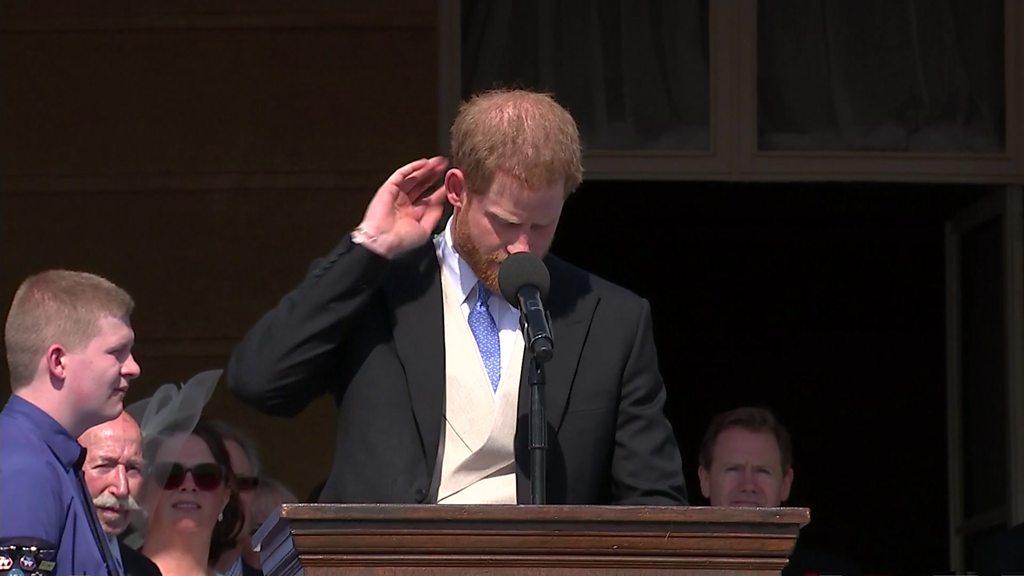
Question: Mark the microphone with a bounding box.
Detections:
[498,252,554,363]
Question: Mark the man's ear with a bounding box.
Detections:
[698,465,711,500]
[445,169,466,209]
[780,466,794,503]
[46,344,67,380]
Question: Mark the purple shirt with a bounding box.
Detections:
[0,395,112,576]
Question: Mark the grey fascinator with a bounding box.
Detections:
[127,369,221,443]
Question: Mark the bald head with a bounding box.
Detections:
[79,412,144,534]
[80,411,141,447]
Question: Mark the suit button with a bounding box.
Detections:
[415,488,427,503]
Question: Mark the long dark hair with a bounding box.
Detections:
[191,419,245,563]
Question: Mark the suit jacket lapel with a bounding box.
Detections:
[387,243,445,481]
[517,255,599,432]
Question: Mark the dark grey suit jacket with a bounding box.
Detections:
[228,236,686,505]
[119,542,161,576]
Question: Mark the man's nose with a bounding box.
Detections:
[110,466,129,497]
[740,468,757,490]
[123,354,141,380]
[507,231,531,254]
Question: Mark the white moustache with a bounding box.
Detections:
[92,492,141,512]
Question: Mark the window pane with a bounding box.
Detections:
[462,0,710,151]
[757,0,1005,153]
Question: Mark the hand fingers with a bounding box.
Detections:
[413,184,448,207]
[417,195,448,235]
[397,156,448,196]
[410,155,448,180]
[384,157,430,189]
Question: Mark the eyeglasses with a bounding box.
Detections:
[151,462,225,491]
[236,476,260,492]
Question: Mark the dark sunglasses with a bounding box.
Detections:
[152,462,225,491]
[236,476,260,492]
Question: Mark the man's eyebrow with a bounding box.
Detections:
[107,339,133,352]
[488,209,520,224]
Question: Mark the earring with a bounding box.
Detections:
[218,511,224,522]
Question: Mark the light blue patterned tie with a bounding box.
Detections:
[468,282,501,392]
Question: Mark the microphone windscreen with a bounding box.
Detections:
[498,252,550,306]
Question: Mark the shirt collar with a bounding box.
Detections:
[107,533,124,570]
[438,216,484,306]
[3,394,86,470]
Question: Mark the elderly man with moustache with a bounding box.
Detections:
[78,412,162,576]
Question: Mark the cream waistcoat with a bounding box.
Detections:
[435,263,525,504]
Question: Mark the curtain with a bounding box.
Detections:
[462,0,710,151]
[757,0,1004,152]
[461,0,1004,154]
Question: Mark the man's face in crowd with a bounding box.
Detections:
[698,426,793,508]
[79,412,144,534]
[62,316,140,428]
[450,171,565,293]
[223,438,258,535]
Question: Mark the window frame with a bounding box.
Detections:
[439,0,1024,183]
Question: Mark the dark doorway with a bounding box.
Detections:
[551,180,987,575]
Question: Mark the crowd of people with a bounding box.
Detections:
[0,270,295,576]
[1,88,1019,576]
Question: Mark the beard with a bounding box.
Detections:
[452,213,504,294]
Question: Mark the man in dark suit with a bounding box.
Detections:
[228,89,686,505]
[78,412,161,576]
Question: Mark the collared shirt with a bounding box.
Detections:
[435,216,522,385]
[0,395,111,576]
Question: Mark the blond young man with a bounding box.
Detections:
[1,270,141,576]
[229,89,686,505]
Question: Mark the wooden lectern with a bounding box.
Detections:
[257,504,809,575]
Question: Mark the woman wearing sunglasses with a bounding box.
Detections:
[141,421,244,576]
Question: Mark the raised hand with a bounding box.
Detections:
[355,156,449,258]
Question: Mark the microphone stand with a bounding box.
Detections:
[529,350,550,504]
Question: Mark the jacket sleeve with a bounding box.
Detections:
[227,236,390,416]
[610,299,688,505]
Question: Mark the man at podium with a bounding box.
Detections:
[228,89,686,506]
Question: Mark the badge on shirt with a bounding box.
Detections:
[0,544,55,576]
